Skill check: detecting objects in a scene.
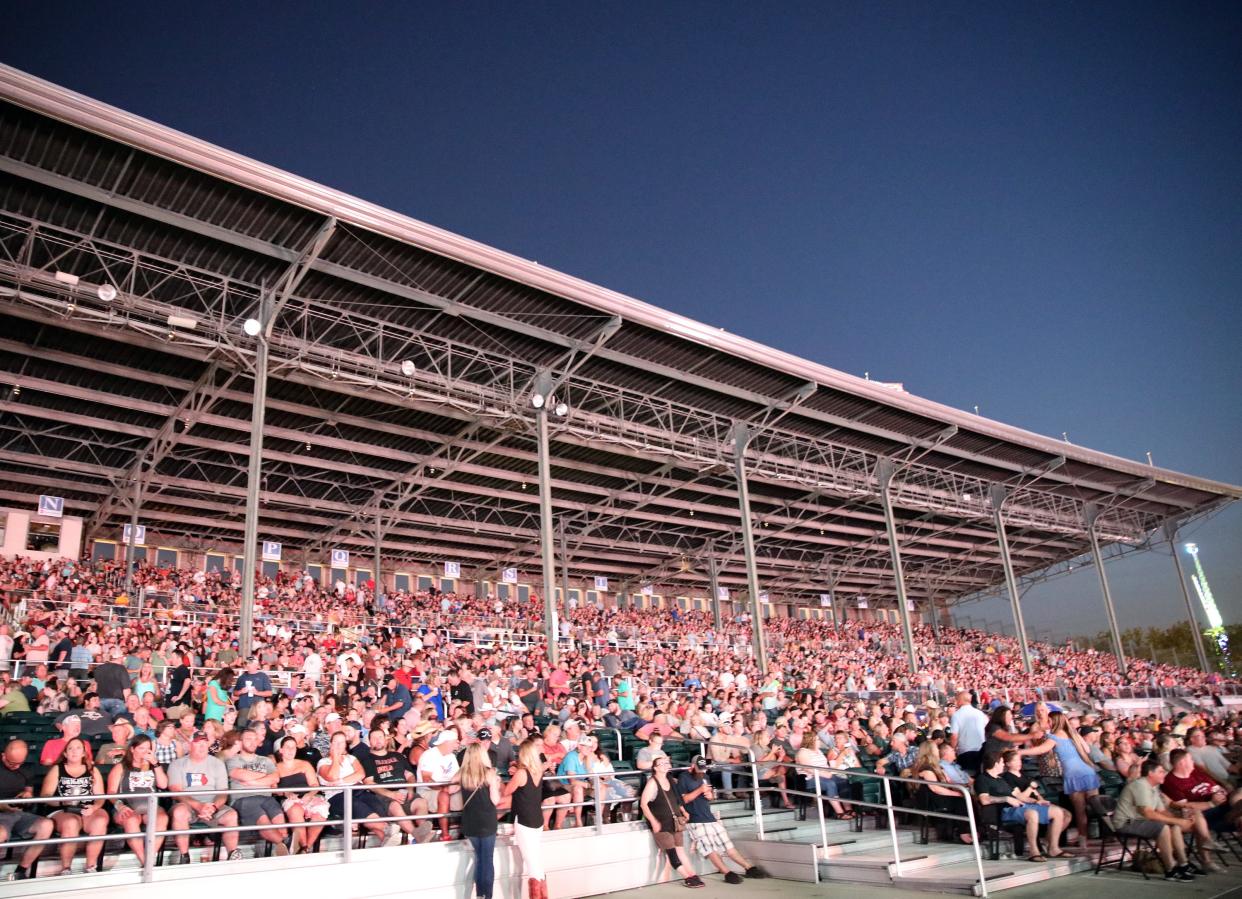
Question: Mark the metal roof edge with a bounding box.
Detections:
[3,64,1239,502]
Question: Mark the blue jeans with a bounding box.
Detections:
[100,697,126,719]
[468,834,496,898]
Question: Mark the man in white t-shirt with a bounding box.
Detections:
[949,691,989,774]
[416,730,461,840]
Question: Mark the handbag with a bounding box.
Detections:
[652,782,686,849]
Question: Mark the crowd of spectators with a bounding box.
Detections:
[0,554,1238,887]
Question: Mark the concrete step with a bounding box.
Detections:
[893,853,1097,895]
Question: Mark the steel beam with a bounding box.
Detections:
[705,540,723,632]
[535,399,559,665]
[732,425,767,672]
[1165,521,1211,672]
[1085,503,1127,677]
[122,466,142,599]
[238,289,271,658]
[878,459,918,677]
[991,486,1032,674]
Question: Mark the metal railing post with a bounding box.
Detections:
[342,786,353,864]
[142,793,157,882]
[882,776,901,876]
[593,771,605,835]
[750,752,765,839]
[813,774,827,850]
[964,785,988,897]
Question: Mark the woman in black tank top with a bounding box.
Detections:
[105,735,169,868]
[460,745,502,899]
[502,737,547,899]
[39,737,108,873]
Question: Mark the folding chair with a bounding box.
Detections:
[1088,794,1166,880]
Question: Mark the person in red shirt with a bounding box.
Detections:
[1162,748,1238,841]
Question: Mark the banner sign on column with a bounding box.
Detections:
[856,596,869,609]
[38,495,64,518]
[640,584,654,595]
[594,576,608,591]
[716,586,729,602]
[759,592,770,603]
[331,548,349,567]
[444,561,461,578]
[906,599,916,611]
[123,524,146,545]
[501,567,518,584]
[819,593,832,608]
[262,541,282,561]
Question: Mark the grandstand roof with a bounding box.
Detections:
[0,65,1238,610]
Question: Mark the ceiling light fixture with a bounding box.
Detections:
[242,318,262,337]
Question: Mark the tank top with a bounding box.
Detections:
[121,766,157,795]
[278,770,310,790]
[512,770,543,829]
[648,776,683,832]
[460,782,498,837]
[54,766,94,810]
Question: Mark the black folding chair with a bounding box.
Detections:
[1088,794,1166,880]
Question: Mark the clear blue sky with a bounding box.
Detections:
[4,2,1240,638]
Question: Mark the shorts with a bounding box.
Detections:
[1001,804,1050,825]
[328,791,389,820]
[1116,819,1166,840]
[0,811,41,839]
[687,820,734,858]
[170,801,235,825]
[416,785,463,810]
[233,795,284,826]
[283,795,331,819]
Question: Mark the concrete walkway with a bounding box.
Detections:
[592,866,1242,899]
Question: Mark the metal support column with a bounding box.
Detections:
[122,466,142,599]
[1165,521,1211,672]
[239,290,272,659]
[559,519,571,619]
[732,425,768,673]
[990,486,1032,675]
[877,459,918,677]
[706,540,723,632]
[926,591,940,642]
[373,512,383,608]
[1084,504,1126,677]
[536,407,559,665]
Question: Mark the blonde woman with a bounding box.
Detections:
[501,737,547,899]
[1023,712,1098,848]
[911,741,972,843]
[460,744,504,899]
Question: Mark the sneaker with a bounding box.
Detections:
[724,872,743,884]
[1164,866,1195,882]
[744,865,769,879]
[684,876,706,888]
[272,841,290,857]
[179,853,192,865]
[227,849,245,861]
[1201,858,1228,873]
[382,825,404,848]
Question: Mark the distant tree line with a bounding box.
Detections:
[1070,620,1240,673]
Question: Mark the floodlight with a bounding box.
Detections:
[1184,543,1199,556]
[242,318,262,337]
[400,360,416,377]
[97,284,117,302]
[530,393,546,410]
[553,400,569,417]
[167,314,199,330]
[54,271,80,286]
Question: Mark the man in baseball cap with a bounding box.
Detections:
[677,753,767,883]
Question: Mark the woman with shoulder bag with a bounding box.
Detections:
[640,756,704,888]
[460,744,505,899]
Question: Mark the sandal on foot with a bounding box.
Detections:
[1026,855,1048,863]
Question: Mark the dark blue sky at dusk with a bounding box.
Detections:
[4,3,1240,640]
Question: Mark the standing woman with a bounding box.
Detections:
[204,667,234,722]
[501,737,547,899]
[1023,711,1099,848]
[639,756,703,888]
[460,743,504,899]
[105,734,169,868]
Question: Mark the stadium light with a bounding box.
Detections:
[1184,542,1198,555]
[552,399,569,417]
[97,283,117,302]
[242,317,262,337]
[400,360,416,377]
[530,392,546,409]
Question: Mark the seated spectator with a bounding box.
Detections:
[556,734,596,829]
[317,730,388,845]
[1112,758,1200,880]
[794,731,851,819]
[167,730,243,862]
[97,716,135,765]
[152,719,185,767]
[416,729,462,841]
[1161,748,1236,851]
[105,734,169,868]
[361,725,428,846]
[589,743,635,821]
[635,732,667,771]
[911,741,973,843]
[221,728,292,856]
[875,730,918,778]
[68,693,111,739]
[1187,728,1238,787]
[40,736,108,873]
[40,714,94,766]
[0,740,55,880]
[974,751,1067,863]
[273,734,329,853]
